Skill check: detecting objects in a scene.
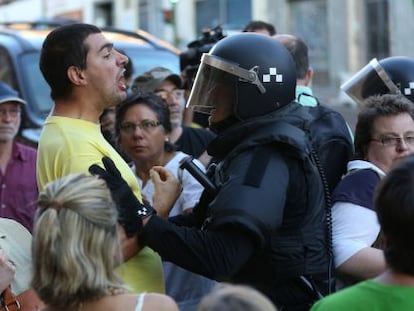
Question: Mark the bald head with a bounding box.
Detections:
[273,34,310,81]
[243,20,276,36]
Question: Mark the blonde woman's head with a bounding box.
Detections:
[198,283,277,311]
[31,173,125,309]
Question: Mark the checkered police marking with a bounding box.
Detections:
[263,67,283,83]
[404,82,414,95]
[137,207,149,216]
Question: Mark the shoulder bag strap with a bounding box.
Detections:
[1,287,44,311]
[1,286,20,311]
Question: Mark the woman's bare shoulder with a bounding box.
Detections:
[141,293,179,311]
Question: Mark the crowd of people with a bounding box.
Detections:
[1,17,414,311]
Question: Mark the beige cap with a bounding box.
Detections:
[131,66,182,93]
[0,218,32,295]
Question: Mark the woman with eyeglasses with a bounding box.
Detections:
[332,93,414,289]
[115,92,216,311]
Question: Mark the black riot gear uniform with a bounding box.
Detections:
[103,34,332,310]
[141,102,331,310]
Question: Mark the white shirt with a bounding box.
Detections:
[332,160,385,267]
[131,151,205,216]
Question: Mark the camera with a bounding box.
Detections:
[180,26,226,89]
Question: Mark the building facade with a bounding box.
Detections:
[0,0,413,91]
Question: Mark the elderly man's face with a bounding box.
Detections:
[154,80,185,128]
[0,102,21,143]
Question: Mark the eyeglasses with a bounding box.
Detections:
[0,107,21,118]
[120,120,161,134]
[371,135,414,147]
[154,89,185,100]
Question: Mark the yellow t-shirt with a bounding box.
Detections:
[36,116,164,293]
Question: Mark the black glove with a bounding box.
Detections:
[89,157,156,237]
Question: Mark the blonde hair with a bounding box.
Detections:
[197,283,277,311]
[31,173,125,309]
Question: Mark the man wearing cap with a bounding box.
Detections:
[0,82,37,233]
[132,67,215,167]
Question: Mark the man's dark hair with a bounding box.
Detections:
[275,34,309,80]
[39,23,101,100]
[375,154,414,275]
[354,93,414,159]
[242,20,276,36]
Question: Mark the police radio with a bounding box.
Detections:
[179,156,217,195]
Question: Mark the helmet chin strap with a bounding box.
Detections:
[209,115,240,134]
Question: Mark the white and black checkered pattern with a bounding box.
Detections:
[137,205,156,218]
[262,67,283,83]
[404,81,414,96]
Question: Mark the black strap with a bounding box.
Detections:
[243,147,271,188]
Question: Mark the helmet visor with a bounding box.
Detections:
[341,58,400,106]
[186,54,238,115]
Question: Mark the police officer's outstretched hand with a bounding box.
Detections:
[89,157,155,237]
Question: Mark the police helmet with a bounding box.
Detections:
[186,33,296,120]
[341,56,414,106]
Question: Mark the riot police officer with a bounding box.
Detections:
[342,56,414,105]
[91,33,332,310]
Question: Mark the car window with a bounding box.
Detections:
[0,46,18,89]
[121,48,180,80]
[20,51,52,119]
